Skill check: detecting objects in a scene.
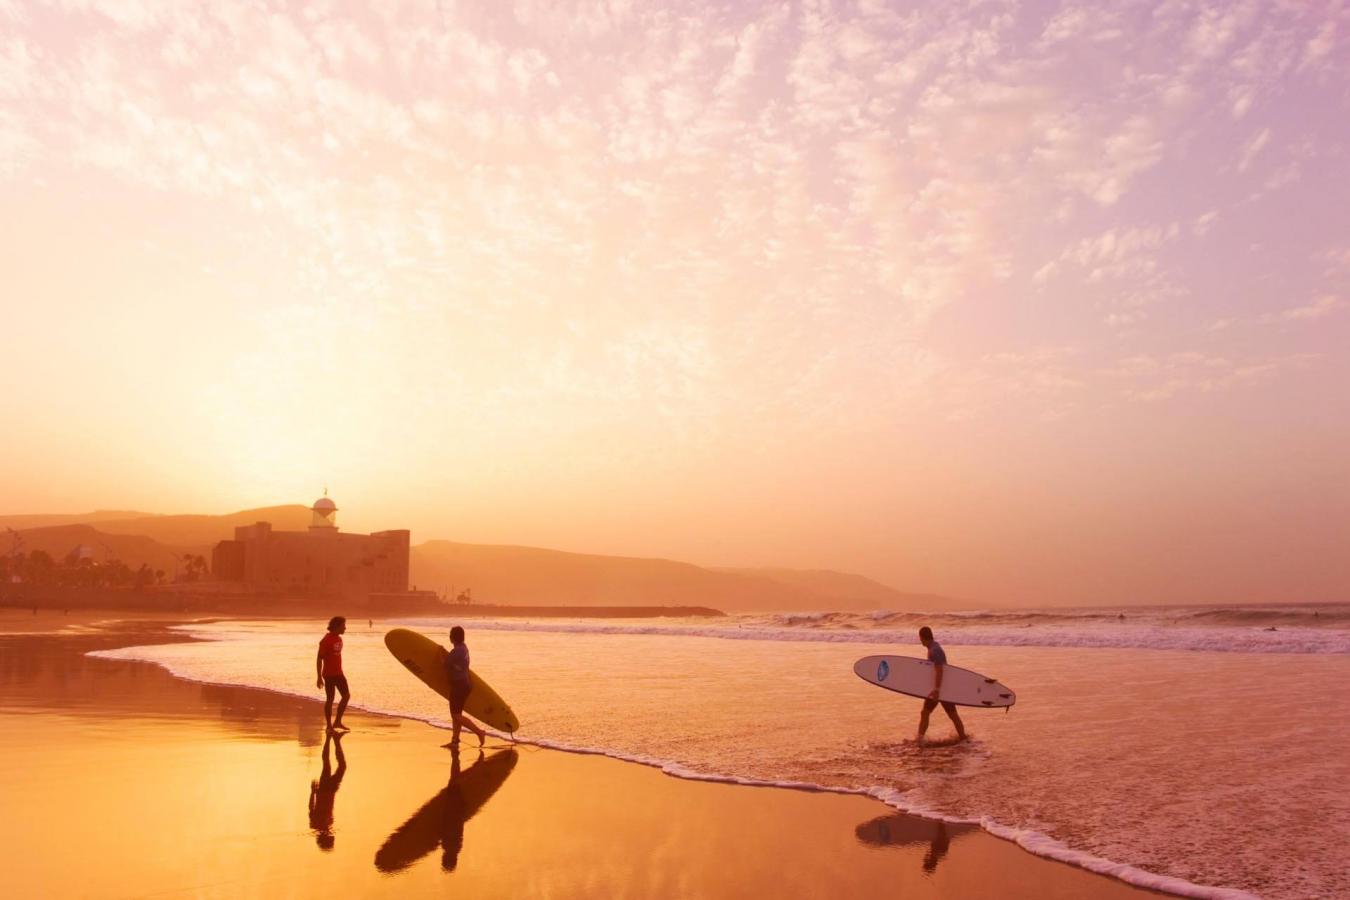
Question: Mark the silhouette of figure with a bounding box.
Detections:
[854,813,975,874]
[444,626,486,748]
[922,821,952,872]
[308,732,347,850]
[916,626,966,743]
[374,747,518,873]
[439,751,468,870]
[316,616,350,733]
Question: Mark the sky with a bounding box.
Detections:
[2,0,1348,606]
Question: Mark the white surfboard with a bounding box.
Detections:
[854,655,1016,709]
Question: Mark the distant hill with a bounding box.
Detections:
[8,524,185,573]
[409,541,794,609]
[0,511,155,531]
[2,506,313,553]
[411,541,967,612]
[718,567,962,611]
[91,506,314,549]
[3,505,970,612]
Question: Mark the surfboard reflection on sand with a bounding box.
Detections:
[375,747,518,874]
[854,813,977,873]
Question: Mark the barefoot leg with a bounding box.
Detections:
[917,697,937,741]
[941,701,966,740]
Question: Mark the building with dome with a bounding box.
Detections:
[210,493,410,604]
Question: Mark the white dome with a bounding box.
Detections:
[312,497,337,512]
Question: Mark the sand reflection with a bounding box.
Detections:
[855,813,977,873]
[375,747,519,874]
[308,732,348,850]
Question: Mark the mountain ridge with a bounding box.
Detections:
[1,507,971,612]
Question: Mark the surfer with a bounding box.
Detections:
[316,616,350,733]
[445,626,486,748]
[917,626,966,744]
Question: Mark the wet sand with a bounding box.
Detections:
[0,607,202,634]
[0,622,1163,899]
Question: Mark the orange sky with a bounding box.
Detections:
[2,1,1348,606]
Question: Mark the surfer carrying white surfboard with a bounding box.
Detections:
[445,626,486,748]
[917,626,967,744]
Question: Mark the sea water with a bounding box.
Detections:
[91,604,1350,899]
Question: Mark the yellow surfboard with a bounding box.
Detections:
[384,628,520,734]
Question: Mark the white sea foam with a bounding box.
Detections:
[399,615,1350,654]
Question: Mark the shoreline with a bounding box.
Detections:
[95,622,1258,900]
[4,617,1206,898]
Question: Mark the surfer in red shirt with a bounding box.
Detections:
[316,616,350,733]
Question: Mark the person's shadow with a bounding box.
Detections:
[375,747,518,873]
[854,813,976,873]
[308,732,347,850]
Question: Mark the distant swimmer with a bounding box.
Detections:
[316,616,350,733]
[917,626,966,744]
[444,626,486,748]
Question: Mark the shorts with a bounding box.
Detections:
[449,681,471,716]
[323,674,350,701]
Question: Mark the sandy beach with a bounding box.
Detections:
[0,620,1164,899]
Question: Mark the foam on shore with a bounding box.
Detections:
[401,614,1350,654]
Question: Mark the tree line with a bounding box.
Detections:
[0,550,211,590]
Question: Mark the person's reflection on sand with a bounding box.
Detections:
[308,732,347,850]
[439,750,467,870]
[854,813,976,873]
[375,747,518,874]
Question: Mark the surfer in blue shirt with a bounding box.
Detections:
[917,626,967,744]
[444,626,486,748]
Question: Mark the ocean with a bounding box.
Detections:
[91,604,1350,899]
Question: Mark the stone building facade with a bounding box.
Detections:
[211,496,409,603]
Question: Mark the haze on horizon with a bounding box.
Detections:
[2,1,1347,608]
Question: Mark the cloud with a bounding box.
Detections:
[1301,20,1337,71]
[1104,350,1313,402]
[1280,294,1340,321]
[1039,6,1123,47]
[1192,210,1219,236]
[1209,295,1342,331]
[1186,4,1246,60]
[3,0,1346,440]
[0,108,36,176]
[1237,127,1271,172]
[0,36,37,100]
